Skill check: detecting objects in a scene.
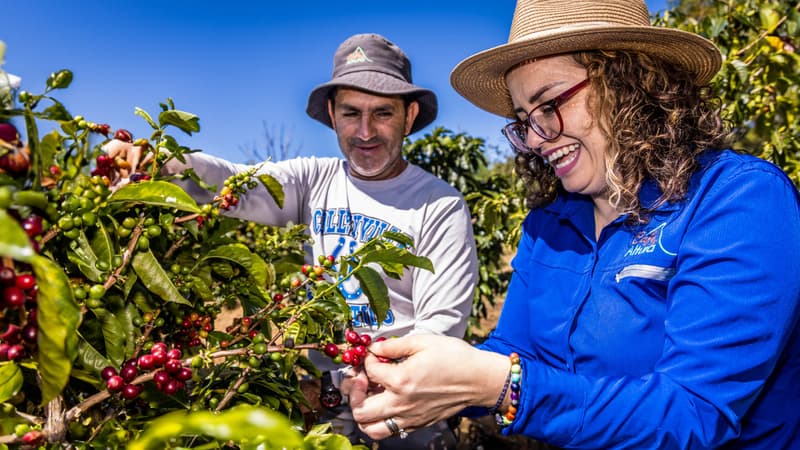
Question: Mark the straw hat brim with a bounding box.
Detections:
[450,24,722,118]
[306,71,438,134]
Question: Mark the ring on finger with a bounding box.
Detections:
[383,417,408,439]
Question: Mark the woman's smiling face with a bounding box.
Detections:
[505,55,610,198]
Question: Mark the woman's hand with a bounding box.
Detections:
[342,334,510,440]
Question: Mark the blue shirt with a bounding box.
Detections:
[478,150,800,449]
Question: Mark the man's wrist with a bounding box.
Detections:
[319,369,349,408]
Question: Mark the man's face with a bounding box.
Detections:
[328,88,419,180]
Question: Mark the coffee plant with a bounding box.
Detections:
[0,60,432,449]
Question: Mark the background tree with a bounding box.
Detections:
[239,121,302,164]
[658,0,800,184]
[403,128,525,331]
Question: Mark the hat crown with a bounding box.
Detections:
[332,33,413,83]
[509,0,651,43]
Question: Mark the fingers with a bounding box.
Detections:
[101,138,148,183]
[366,334,426,363]
[357,417,411,441]
[340,367,369,406]
[102,139,131,159]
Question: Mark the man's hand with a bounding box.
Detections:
[100,132,151,190]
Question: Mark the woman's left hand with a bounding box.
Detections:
[341,333,509,440]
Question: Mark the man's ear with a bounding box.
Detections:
[327,99,337,130]
[404,101,420,136]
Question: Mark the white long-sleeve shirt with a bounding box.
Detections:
[168,153,479,371]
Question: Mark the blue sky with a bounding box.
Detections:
[4,0,667,163]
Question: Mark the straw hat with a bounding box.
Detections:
[307,33,437,134]
[450,0,722,118]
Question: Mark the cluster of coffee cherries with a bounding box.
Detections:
[101,342,192,400]
[12,424,44,446]
[322,329,384,367]
[217,168,259,210]
[176,310,213,349]
[57,173,114,241]
[0,266,39,362]
[88,128,151,183]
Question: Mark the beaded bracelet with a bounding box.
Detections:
[495,352,521,427]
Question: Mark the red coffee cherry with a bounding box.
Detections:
[21,430,43,446]
[121,383,142,400]
[358,334,372,346]
[345,329,360,345]
[353,345,368,358]
[323,343,340,358]
[175,367,193,381]
[0,266,15,285]
[153,370,170,386]
[21,324,37,344]
[137,354,155,370]
[113,129,133,143]
[0,123,19,143]
[0,343,10,361]
[150,350,168,367]
[341,348,355,365]
[21,215,43,237]
[106,375,124,392]
[6,344,25,361]
[151,342,168,353]
[163,379,180,395]
[167,348,182,360]
[1,324,22,343]
[15,274,36,291]
[165,359,182,375]
[120,365,138,382]
[3,286,25,308]
[100,366,118,380]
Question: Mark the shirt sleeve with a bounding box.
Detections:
[481,165,800,449]
[407,193,479,339]
[165,152,311,225]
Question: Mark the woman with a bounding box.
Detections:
[342,0,800,448]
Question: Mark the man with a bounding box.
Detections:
[106,33,478,449]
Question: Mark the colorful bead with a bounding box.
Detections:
[495,352,522,427]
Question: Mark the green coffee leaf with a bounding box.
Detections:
[0,363,23,403]
[361,247,434,277]
[32,255,81,404]
[132,250,191,305]
[200,243,272,287]
[0,210,34,263]
[109,180,201,214]
[353,266,389,325]
[134,107,158,130]
[257,173,285,209]
[128,405,304,450]
[158,110,200,135]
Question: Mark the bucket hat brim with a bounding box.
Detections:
[306,67,437,134]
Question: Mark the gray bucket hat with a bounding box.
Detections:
[306,33,438,134]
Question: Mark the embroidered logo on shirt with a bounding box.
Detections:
[624,223,676,258]
[346,47,372,64]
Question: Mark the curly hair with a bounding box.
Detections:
[513,50,732,223]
